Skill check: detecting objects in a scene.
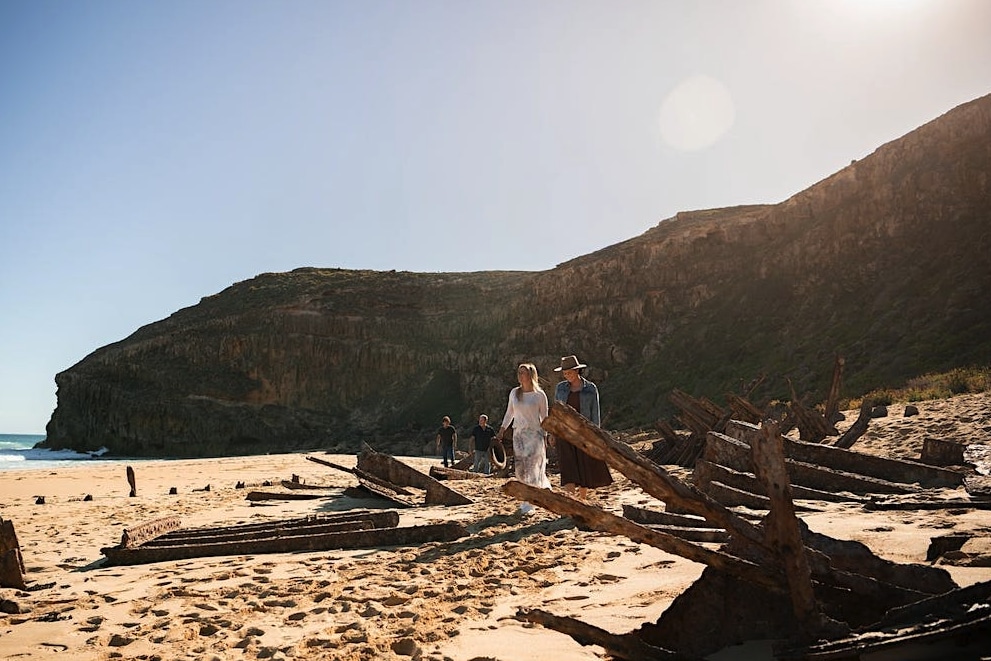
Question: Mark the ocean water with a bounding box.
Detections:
[0,433,110,472]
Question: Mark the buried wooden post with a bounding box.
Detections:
[0,518,27,590]
[126,465,137,497]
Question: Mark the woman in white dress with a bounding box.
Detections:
[496,363,551,515]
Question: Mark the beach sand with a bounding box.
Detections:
[2,392,990,660]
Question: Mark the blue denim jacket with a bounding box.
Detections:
[554,377,600,426]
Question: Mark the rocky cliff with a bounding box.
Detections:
[44,93,991,457]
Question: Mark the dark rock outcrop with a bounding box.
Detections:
[43,93,991,457]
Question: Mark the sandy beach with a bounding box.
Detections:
[2,392,991,660]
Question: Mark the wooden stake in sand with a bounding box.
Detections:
[0,518,27,590]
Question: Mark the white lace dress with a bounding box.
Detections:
[500,387,551,489]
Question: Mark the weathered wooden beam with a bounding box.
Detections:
[865,497,991,511]
[428,466,489,481]
[833,400,872,450]
[751,421,824,640]
[102,522,468,566]
[724,393,765,424]
[503,480,786,592]
[140,513,400,548]
[245,491,326,502]
[138,519,377,548]
[542,402,769,549]
[516,608,698,661]
[357,448,472,506]
[280,480,339,490]
[728,420,963,488]
[120,516,182,548]
[705,429,924,494]
[306,455,358,475]
[622,504,722,530]
[348,479,417,508]
[823,355,845,436]
[694,460,869,504]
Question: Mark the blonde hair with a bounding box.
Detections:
[515,363,542,400]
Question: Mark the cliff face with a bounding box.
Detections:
[45,93,991,457]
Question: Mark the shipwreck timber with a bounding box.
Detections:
[516,401,966,659]
[101,510,467,566]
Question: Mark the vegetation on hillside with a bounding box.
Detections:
[849,365,991,408]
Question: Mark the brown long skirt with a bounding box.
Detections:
[557,440,613,488]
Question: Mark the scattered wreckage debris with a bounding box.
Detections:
[514,402,968,659]
[306,446,473,507]
[649,359,876,467]
[0,517,27,590]
[691,420,964,511]
[101,510,467,566]
[775,580,991,660]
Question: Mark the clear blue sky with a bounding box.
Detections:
[2,1,990,434]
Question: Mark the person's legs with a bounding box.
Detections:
[443,445,454,467]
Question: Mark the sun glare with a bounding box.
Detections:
[657,75,736,152]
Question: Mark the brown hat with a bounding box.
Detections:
[554,355,587,372]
